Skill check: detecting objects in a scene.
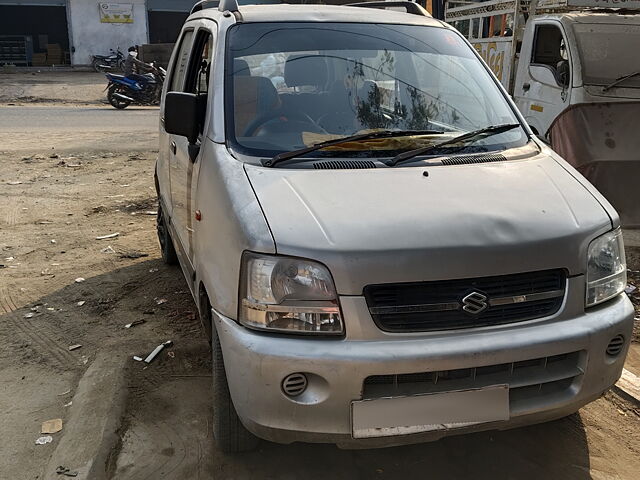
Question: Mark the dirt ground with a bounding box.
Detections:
[1,73,639,480]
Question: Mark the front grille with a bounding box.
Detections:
[364,269,566,332]
[362,351,585,407]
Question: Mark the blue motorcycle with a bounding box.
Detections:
[105,64,166,109]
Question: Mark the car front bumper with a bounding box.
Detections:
[214,293,634,448]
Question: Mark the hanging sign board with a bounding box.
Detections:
[99,3,134,24]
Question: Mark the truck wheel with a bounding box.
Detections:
[107,85,131,109]
[156,204,178,265]
[212,322,260,453]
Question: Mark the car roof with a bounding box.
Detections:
[189,4,445,28]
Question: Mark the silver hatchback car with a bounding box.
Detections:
[155,1,634,452]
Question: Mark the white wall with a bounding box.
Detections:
[69,0,149,65]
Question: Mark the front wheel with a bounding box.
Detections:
[107,84,131,109]
[212,320,260,453]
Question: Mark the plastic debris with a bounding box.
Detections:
[133,356,143,362]
[50,239,57,244]
[41,418,63,434]
[124,319,145,329]
[143,211,158,216]
[6,181,23,185]
[144,340,173,364]
[68,344,82,351]
[76,301,85,307]
[63,401,72,408]
[155,298,167,305]
[625,284,637,295]
[96,233,120,240]
[149,268,159,273]
[57,389,71,396]
[35,436,53,445]
[24,312,35,319]
[74,277,85,283]
[101,246,116,254]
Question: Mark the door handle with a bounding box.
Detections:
[523,82,530,92]
[170,141,177,155]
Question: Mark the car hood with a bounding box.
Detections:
[245,154,611,295]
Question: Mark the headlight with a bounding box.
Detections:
[239,252,343,335]
[586,228,626,307]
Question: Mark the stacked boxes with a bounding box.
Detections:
[46,43,63,65]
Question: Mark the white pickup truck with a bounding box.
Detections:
[445,0,640,226]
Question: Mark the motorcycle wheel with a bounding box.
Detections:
[92,58,107,73]
[107,85,131,109]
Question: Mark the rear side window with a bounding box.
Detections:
[170,29,194,91]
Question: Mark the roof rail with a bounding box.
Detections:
[347,1,431,17]
[190,1,218,14]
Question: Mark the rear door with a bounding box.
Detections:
[167,21,217,282]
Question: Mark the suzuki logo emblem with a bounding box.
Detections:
[461,291,488,315]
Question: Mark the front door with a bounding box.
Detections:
[167,22,216,284]
[514,21,571,137]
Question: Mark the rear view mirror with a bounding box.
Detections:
[165,92,199,144]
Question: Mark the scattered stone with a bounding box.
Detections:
[41,418,63,434]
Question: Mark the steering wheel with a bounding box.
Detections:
[243,109,320,137]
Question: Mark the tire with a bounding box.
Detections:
[107,84,131,110]
[211,319,260,453]
[156,203,178,265]
[92,58,107,73]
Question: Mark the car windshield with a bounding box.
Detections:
[226,22,526,158]
[573,23,640,88]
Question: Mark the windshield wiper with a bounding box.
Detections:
[264,129,444,167]
[603,71,640,92]
[387,124,522,167]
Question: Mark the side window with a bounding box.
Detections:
[184,28,216,133]
[531,25,569,87]
[169,29,194,92]
[185,29,215,95]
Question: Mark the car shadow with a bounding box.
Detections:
[0,259,592,480]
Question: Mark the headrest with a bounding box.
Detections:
[234,76,279,111]
[233,58,250,76]
[284,54,328,87]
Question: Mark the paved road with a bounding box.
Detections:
[0,105,159,152]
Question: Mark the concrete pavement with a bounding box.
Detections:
[0,105,159,152]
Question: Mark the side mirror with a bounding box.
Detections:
[165,92,198,144]
[529,65,561,88]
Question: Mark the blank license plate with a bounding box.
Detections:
[352,385,509,439]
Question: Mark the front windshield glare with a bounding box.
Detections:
[226,22,525,157]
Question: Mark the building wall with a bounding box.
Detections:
[69,0,149,65]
